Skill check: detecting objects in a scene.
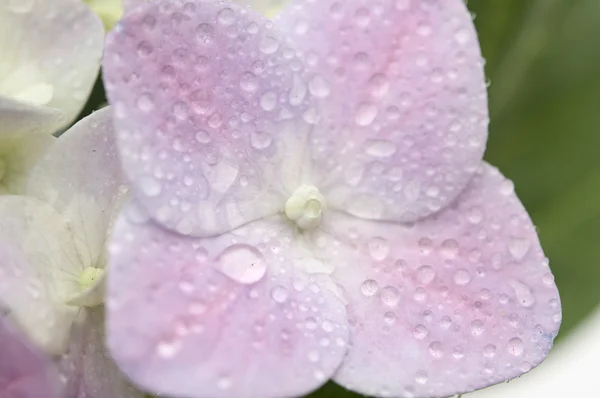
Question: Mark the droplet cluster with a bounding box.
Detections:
[104,0,313,238]
[329,165,561,397]
[278,0,489,224]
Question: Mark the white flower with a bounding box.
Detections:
[0,108,140,397]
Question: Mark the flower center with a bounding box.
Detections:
[285,185,326,230]
[79,266,104,291]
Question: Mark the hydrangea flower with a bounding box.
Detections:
[0,108,140,397]
[103,1,562,397]
[0,0,104,194]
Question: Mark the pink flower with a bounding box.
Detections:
[103,1,562,397]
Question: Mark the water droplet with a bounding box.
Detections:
[259,36,279,54]
[355,103,378,126]
[415,371,428,385]
[137,93,155,113]
[361,279,379,296]
[412,324,428,340]
[417,266,435,285]
[240,71,258,91]
[137,41,153,56]
[307,350,320,363]
[467,206,483,224]
[440,239,459,259]
[454,28,471,45]
[428,341,443,358]
[195,130,211,144]
[499,180,515,196]
[218,245,266,284]
[271,285,289,303]
[380,286,400,307]
[289,74,307,106]
[260,91,278,111]
[440,316,452,329]
[483,344,496,358]
[368,73,390,98]
[250,130,272,150]
[308,74,331,98]
[365,140,396,158]
[507,337,524,356]
[509,237,531,260]
[520,361,532,372]
[383,311,397,324]
[470,319,484,336]
[354,7,371,27]
[217,7,235,25]
[139,176,162,197]
[196,23,215,45]
[156,340,181,359]
[368,237,390,261]
[510,280,536,308]
[453,269,471,285]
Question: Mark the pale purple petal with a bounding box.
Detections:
[277,0,488,223]
[106,204,349,398]
[103,0,315,237]
[0,315,64,398]
[320,163,560,397]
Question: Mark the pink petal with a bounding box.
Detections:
[277,0,488,223]
[106,204,349,398]
[103,0,314,237]
[59,308,144,398]
[322,163,560,397]
[0,315,64,398]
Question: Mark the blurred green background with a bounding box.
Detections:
[78,0,600,396]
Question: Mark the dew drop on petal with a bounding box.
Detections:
[483,344,496,358]
[510,280,536,308]
[308,74,331,98]
[380,286,400,307]
[355,103,378,126]
[361,279,379,296]
[429,341,443,358]
[507,337,524,356]
[139,176,162,197]
[250,130,272,150]
[218,245,266,284]
[271,285,289,303]
[509,237,531,260]
[365,140,396,158]
[413,324,428,340]
[260,91,278,111]
[417,265,435,285]
[368,237,390,261]
[470,319,484,336]
[453,269,471,285]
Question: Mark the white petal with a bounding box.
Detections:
[27,107,129,270]
[0,196,80,354]
[0,0,104,129]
